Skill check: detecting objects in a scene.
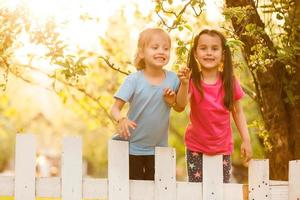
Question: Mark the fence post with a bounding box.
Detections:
[61,136,82,200]
[249,159,270,200]
[155,147,176,200]
[203,154,223,200]
[289,160,300,200]
[108,140,129,200]
[14,134,36,200]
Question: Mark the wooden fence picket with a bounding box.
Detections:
[249,159,270,200]
[14,134,36,200]
[288,160,300,200]
[61,136,82,200]
[108,140,129,200]
[203,154,223,200]
[155,147,176,200]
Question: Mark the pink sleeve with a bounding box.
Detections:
[234,78,245,101]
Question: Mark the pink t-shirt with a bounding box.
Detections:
[185,76,245,155]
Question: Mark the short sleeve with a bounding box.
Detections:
[234,78,245,101]
[114,74,136,102]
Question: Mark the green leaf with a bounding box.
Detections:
[155,4,161,12]
[184,24,193,32]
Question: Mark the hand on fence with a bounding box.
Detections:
[117,117,137,140]
[241,141,253,165]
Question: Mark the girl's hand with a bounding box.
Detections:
[117,117,137,140]
[241,140,253,165]
[163,88,176,107]
[178,67,190,85]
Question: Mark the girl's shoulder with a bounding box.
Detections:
[165,69,176,75]
[126,70,142,80]
[164,70,178,79]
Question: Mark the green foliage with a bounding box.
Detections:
[223,6,254,24]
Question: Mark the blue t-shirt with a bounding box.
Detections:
[113,70,180,155]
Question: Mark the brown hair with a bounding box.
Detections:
[188,29,234,110]
[134,28,171,70]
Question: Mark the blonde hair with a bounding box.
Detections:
[134,28,171,70]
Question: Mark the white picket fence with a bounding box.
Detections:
[0,134,299,200]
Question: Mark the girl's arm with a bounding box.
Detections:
[111,98,137,140]
[232,99,253,162]
[175,82,189,112]
[175,67,190,112]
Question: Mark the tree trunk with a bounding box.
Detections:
[225,0,300,180]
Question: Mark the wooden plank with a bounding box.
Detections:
[130,180,154,200]
[224,183,243,200]
[202,154,223,200]
[289,160,300,200]
[108,140,129,200]
[83,178,107,199]
[270,185,288,200]
[0,176,293,199]
[61,136,82,200]
[177,182,202,200]
[0,176,14,196]
[249,159,270,200]
[36,177,60,198]
[14,134,36,200]
[154,147,176,200]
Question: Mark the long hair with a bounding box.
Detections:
[134,28,171,70]
[188,29,234,110]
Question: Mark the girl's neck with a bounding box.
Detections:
[143,66,166,86]
[201,69,219,84]
[144,66,164,77]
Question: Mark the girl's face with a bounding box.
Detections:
[194,34,223,72]
[140,33,170,69]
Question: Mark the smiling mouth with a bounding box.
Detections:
[154,57,166,61]
[204,58,214,61]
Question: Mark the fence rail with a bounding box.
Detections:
[0,134,299,200]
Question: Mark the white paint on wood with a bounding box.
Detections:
[224,183,243,200]
[0,176,14,196]
[130,180,154,200]
[203,154,223,200]
[61,136,82,200]
[0,176,298,199]
[289,160,300,200]
[36,177,60,198]
[270,185,288,200]
[14,134,36,200]
[270,180,288,186]
[154,147,176,200]
[2,134,300,200]
[83,178,107,199]
[177,182,202,200]
[108,140,129,200]
[249,159,270,200]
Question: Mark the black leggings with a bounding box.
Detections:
[129,155,155,180]
[186,149,231,183]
